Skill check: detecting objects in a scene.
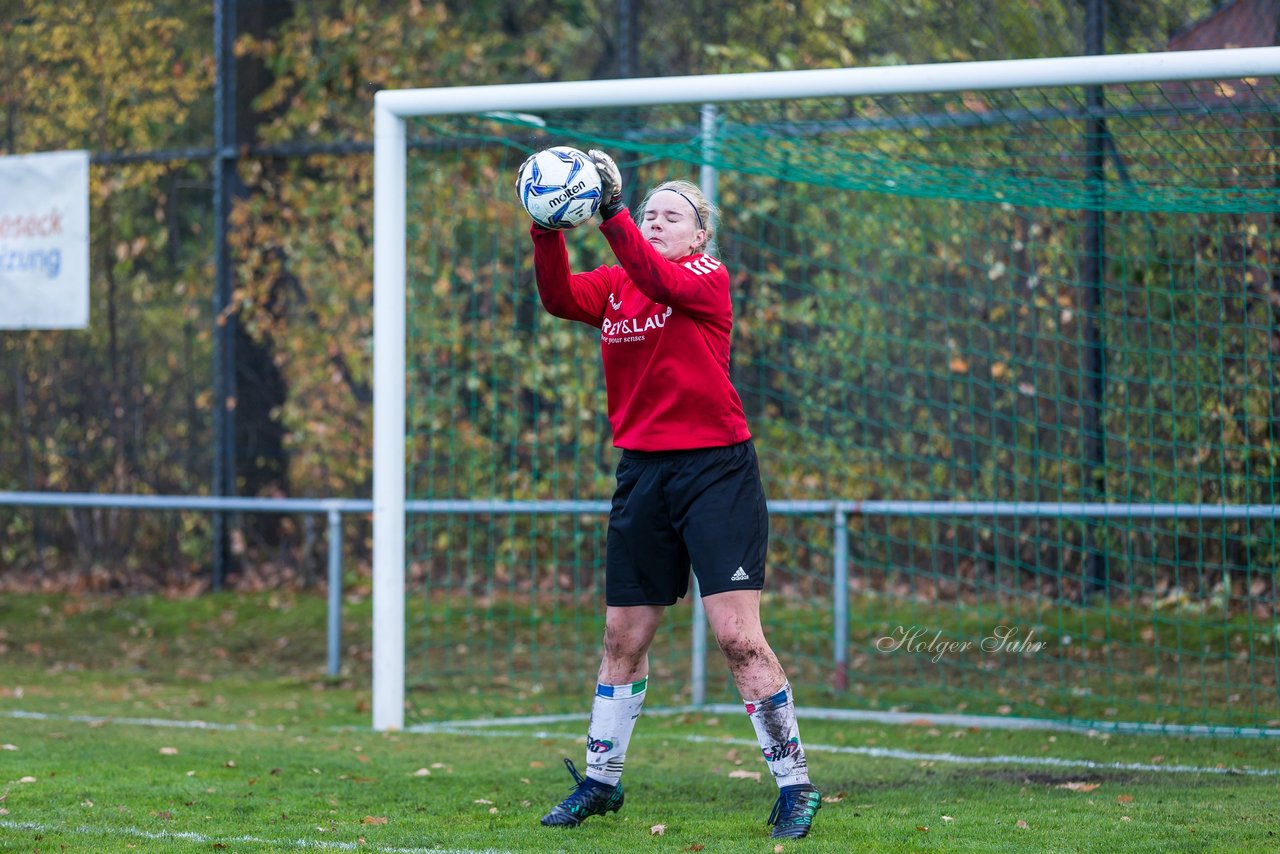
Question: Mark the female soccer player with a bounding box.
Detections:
[523,149,820,840]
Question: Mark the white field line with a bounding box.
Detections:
[412,725,1280,778]
[12,702,1279,739]
[7,708,1279,778]
[3,709,268,730]
[0,819,509,854]
[417,704,1280,739]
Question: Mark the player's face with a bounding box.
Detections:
[641,192,707,260]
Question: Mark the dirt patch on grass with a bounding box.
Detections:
[975,769,1145,787]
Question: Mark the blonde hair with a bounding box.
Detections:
[639,180,718,254]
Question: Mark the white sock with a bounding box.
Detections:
[744,682,810,788]
[584,677,648,786]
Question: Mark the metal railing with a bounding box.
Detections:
[0,492,856,687]
[3,492,1276,691]
[1,492,371,677]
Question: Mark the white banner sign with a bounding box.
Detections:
[0,150,90,329]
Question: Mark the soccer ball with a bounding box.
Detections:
[516,146,603,229]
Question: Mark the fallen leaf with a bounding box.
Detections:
[821,793,845,804]
[18,776,36,784]
[941,815,953,822]
[1057,782,1101,792]
[650,824,666,836]
[488,807,498,814]
[687,845,705,852]
[728,770,761,781]
[412,768,431,777]
[1150,755,1165,764]
[1016,819,1029,829]
[774,846,784,854]
[224,760,237,768]
[1117,794,1134,804]
[1,745,17,751]
[474,799,493,804]
[361,816,388,825]
[529,761,544,769]
[916,825,929,832]
[1121,815,1132,822]
[159,747,179,755]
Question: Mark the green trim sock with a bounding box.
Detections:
[584,677,648,786]
[744,682,810,788]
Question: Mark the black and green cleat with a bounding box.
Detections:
[767,783,822,839]
[539,758,625,827]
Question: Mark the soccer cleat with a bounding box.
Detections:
[767,783,821,839]
[539,757,625,827]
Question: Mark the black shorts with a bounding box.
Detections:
[605,440,768,607]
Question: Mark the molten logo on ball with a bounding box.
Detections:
[517,146,603,229]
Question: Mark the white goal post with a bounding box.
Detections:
[371,46,1280,732]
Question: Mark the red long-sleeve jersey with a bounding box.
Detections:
[531,209,751,452]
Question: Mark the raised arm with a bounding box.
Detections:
[530,223,612,327]
[598,211,730,320]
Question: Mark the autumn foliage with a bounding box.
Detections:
[2,0,1272,603]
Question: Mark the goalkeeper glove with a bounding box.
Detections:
[589,149,625,220]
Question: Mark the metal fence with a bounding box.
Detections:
[1,0,1240,591]
[4,491,1276,706]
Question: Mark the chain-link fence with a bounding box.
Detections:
[0,0,1247,590]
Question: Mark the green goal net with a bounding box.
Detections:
[400,66,1280,734]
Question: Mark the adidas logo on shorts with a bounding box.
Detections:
[731,567,750,582]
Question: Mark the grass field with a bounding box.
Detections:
[3,591,1280,852]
